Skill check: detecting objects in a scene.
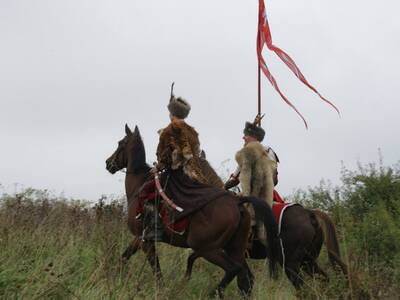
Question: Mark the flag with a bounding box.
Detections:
[257,0,340,128]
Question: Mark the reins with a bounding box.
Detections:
[119,168,151,203]
[120,168,184,213]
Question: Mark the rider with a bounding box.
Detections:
[156,84,210,185]
[224,116,279,245]
[143,84,213,241]
[224,115,279,196]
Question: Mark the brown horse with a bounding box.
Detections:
[105,124,280,297]
[186,202,348,289]
[276,206,347,287]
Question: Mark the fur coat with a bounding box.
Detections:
[235,141,277,207]
[156,119,223,188]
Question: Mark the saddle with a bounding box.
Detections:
[136,168,229,234]
[135,177,189,235]
[247,191,302,259]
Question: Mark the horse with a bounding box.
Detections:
[185,199,348,289]
[274,205,347,287]
[105,124,281,297]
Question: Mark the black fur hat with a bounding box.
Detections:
[243,121,265,142]
[167,82,191,119]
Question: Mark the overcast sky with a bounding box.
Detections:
[1,0,399,201]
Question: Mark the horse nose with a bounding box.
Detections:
[106,159,111,168]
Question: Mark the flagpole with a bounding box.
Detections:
[258,61,261,120]
[257,25,262,125]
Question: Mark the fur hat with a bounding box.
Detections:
[243,121,265,142]
[167,82,191,119]
[168,97,191,119]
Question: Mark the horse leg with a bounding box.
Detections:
[185,251,201,280]
[141,241,162,281]
[285,261,303,289]
[311,261,329,281]
[236,261,254,297]
[227,209,254,297]
[303,260,329,281]
[201,249,243,298]
[285,246,307,289]
[121,237,141,262]
[225,247,254,296]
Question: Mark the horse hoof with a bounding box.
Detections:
[120,257,128,264]
[208,288,223,299]
[156,275,164,285]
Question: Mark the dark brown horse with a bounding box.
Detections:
[186,202,348,289]
[105,124,280,297]
[276,205,347,287]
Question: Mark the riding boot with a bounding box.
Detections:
[143,204,165,242]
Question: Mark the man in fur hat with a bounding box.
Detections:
[224,118,279,193]
[143,84,223,241]
[224,117,279,245]
[156,84,217,185]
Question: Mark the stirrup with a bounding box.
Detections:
[142,227,164,242]
[142,208,164,242]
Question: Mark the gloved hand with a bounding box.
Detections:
[224,178,239,190]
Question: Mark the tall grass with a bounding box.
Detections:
[1,159,399,299]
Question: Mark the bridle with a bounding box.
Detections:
[108,139,128,173]
[110,137,183,212]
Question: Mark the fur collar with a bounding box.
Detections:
[235,141,267,163]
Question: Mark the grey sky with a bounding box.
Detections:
[1,0,399,200]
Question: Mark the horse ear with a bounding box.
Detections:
[125,124,132,136]
[134,125,140,136]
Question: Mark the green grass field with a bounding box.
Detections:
[0,193,297,299]
[1,160,399,299]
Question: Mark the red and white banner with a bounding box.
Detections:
[257,0,340,128]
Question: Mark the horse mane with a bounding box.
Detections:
[129,128,151,174]
[198,157,224,189]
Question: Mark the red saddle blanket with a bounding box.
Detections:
[272,190,286,222]
[136,179,188,235]
[272,190,300,234]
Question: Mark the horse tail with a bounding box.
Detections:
[313,209,348,275]
[239,196,280,279]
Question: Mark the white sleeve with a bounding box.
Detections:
[232,165,241,179]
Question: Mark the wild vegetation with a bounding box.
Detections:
[1,159,399,299]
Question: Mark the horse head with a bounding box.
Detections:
[105,124,147,174]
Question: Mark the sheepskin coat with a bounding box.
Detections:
[235,141,277,207]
